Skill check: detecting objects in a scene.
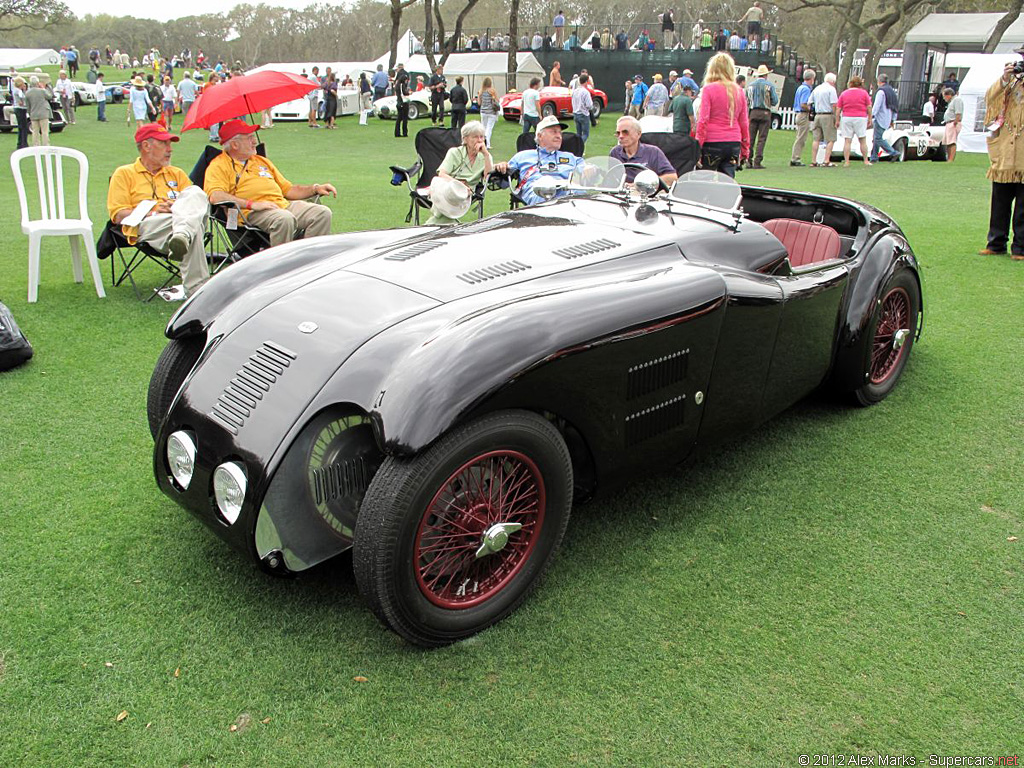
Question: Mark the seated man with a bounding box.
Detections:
[107,123,210,297]
[505,115,585,205]
[610,116,678,186]
[204,119,337,247]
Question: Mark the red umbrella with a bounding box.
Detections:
[181,70,317,131]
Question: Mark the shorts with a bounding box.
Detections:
[812,113,836,143]
[943,121,962,145]
[839,116,868,139]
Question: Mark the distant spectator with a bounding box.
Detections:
[178,71,198,119]
[836,75,872,167]
[550,61,564,87]
[54,70,76,125]
[615,30,628,50]
[678,68,700,97]
[572,73,594,150]
[95,72,107,122]
[521,76,542,134]
[359,72,371,110]
[553,9,566,47]
[416,75,425,91]
[532,32,543,51]
[127,76,155,128]
[477,76,500,148]
[66,46,79,77]
[644,73,670,117]
[610,115,677,185]
[942,87,964,162]
[738,2,764,43]
[869,73,900,163]
[745,64,779,169]
[668,84,695,135]
[790,68,816,166]
[371,64,389,102]
[923,93,938,126]
[942,72,960,94]
[629,74,648,118]
[25,76,52,146]
[307,66,320,128]
[623,79,633,115]
[601,28,612,49]
[11,76,29,148]
[449,75,469,133]
[662,9,676,49]
[810,72,839,167]
[160,75,177,128]
[694,52,750,178]
[144,75,161,123]
[428,65,447,127]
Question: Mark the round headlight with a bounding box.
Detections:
[213,461,247,525]
[634,169,660,199]
[166,431,197,490]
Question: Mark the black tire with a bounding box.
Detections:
[591,99,603,120]
[852,270,920,406]
[0,126,12,133]
[147,336,205,438]
[74,92,83,107]
[541,101,557,118]
[891,138,907,162]
[407,101,420,120]
[771,113,781,130]
[353,410,573,647]
[50,124,65,133]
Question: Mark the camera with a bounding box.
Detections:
[1014,59,1024,76]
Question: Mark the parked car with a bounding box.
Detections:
[0,73,67,134]
[148,164,922,648]
[831,120,945,161]
[373,89,450,121]
[105,81,132,103]
[500,84,608,122]
[70,81,97,106]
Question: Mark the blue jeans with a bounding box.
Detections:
[574,114,590,149]
[522,114,539,134]
[870,121,896,161]
[97,101,106,120]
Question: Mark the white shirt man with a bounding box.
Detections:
[94,73,108,121]
[521,78,541,132]
[54,71,76,124]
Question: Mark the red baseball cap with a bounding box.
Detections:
[219,119,260,145]
[134,123,179,143]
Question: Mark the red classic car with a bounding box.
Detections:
[500,85,608,122]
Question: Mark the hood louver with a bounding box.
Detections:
[456,260,532,285]
[385,241,447,262]
[211,341,296,435]
[552,238,620,260]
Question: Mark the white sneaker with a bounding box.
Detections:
[156,284,187,301]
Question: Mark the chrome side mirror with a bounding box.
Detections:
[533,176,561,201]
[634,169,660,201]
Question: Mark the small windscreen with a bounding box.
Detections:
[669,170,742,211]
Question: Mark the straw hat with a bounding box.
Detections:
[133,76,145,86]
[429,177,472,220]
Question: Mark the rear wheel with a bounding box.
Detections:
[147,336,205,438]
[407,102,420,120]
[541,101,557,118]
[591,99,603,120]
[353,410,573,647]
[771,113,782,130]
[852,271,920,406]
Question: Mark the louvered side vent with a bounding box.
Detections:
[385,241,447,262]
[210,341,296,435]
[552,238,620,260]
[455,217,510,235]
[456,260,532,285]
[625,395,686,447]
[312,456,371,506]
[627,349,690,400]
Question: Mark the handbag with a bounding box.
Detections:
[0,300,33,372]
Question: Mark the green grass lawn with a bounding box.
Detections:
[1,102,1021,766]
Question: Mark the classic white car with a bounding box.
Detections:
[831,120,945,161]
[70,81,97,105]
[373,89,450,121]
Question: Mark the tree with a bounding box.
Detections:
[388,0,420,71]
[507,0,520,93]
[0,0,72,32]
[984,3,1023,53]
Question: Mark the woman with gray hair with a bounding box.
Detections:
[10,76,30,148]
[427,121,497,225]
[25,76,53,147]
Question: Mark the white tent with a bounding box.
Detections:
[372,30,425,70]
[0,48,60,69]
[246,61,373,82]
[954,53,1020,153]
[905,13,1024,53]
[372,49,545,94]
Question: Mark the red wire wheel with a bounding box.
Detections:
[869,286,910,385]
[414,450,545,609]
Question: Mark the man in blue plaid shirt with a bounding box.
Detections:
[746,64,779,169]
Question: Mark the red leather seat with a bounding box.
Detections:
[763,218,842,268]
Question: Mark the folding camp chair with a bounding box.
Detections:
[507,131,586,209]
[389,127,485,225]
[639,132,699,177]
[189,144,271,268]
[96,219,180,301]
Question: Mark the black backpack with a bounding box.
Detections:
[0,300,33,371]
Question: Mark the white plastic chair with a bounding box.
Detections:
[10,146,106,303]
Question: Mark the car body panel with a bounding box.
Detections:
[373,90,449,120]
[154,184,921,576]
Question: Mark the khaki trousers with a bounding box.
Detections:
[246,200,332,247]
[30,118,49,146]
[791,111,810,162]
[137,186,210,295]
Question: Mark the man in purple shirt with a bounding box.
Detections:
[609,116,678,185]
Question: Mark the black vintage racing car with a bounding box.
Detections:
[148,166,922,647]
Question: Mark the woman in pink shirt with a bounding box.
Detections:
[836,75,873,166]
[695,52,750,178]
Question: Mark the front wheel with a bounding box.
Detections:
[353,410,573,647]
[541,101,557,118]
[852,271,920,406]
[591,99,603,120]
[407,101,420,120]
[891,138,907,162]
[771,113,781,130]
[147,336,205,438]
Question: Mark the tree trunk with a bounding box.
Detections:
[985,3,1023,54]
[439,0,482,66]
[837,1,864,87]
[388,0,418,71]
[507,0,520,93]
[424,0,435,69]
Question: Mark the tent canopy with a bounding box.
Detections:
[953,52,1019,153]
[905,13,1024,52]
[246,61,374,83]
[373,43,545,93]
[0,48,60,70]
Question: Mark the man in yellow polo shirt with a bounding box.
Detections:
[107,123,210,297]
[204,119,337,247]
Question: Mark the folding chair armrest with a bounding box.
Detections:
[390,160,422,192]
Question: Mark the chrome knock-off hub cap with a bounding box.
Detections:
[475,522,524,559]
